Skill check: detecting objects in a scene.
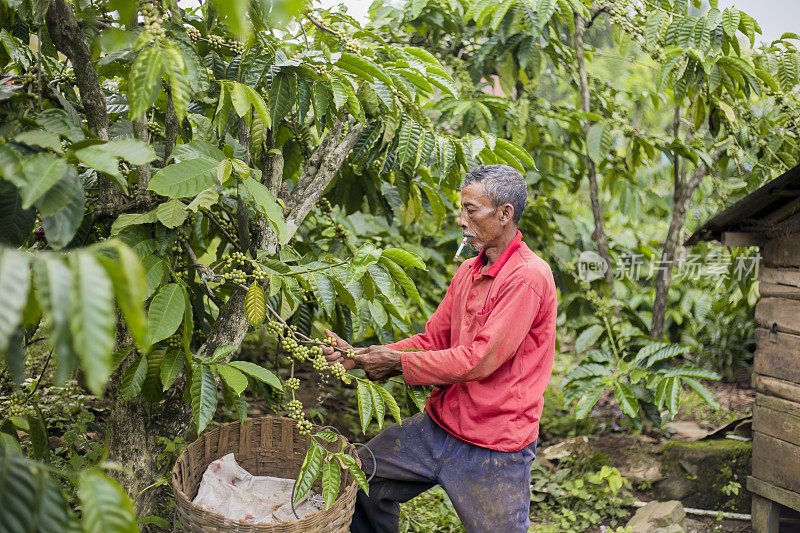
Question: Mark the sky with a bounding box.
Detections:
[319,0,800,45]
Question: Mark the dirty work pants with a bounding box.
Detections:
[350,411,536,533]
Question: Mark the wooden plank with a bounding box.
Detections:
[760,282,800,300]
[752,431,800,494]
[764,234,800,267]
[760,267,800,287]
[755,375,800,404]
[748,475,800,512]
[722,232,766,247]
[754,329,800,384]
[751,492,781,533]
[755,297,800,335]
[753,395,800,446]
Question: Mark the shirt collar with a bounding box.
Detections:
[472,230,523,278]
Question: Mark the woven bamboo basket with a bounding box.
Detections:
[171,416,360,532]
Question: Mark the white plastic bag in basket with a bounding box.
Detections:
[192,453,324,524]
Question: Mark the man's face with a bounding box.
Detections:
[458,183,504,252]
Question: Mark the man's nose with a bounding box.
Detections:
[458,210,467,228]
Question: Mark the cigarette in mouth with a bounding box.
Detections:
[454,237,468,259]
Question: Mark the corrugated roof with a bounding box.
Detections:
[684,164,800,245]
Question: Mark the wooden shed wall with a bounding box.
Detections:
[748,234,800,516]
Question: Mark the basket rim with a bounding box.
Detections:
[170,415,360,528]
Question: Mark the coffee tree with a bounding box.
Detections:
[0,0,536,527]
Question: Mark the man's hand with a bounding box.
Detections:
[354,346,403,381]
[322,330,357,371]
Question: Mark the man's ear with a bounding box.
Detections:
[499,203,514,225]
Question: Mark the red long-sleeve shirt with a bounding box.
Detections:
[388,231,557,452]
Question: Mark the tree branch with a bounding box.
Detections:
[650,149,725,339]
[163,91,179,166]
[573,13,617,295]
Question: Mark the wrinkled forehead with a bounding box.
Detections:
[460,182,492,207]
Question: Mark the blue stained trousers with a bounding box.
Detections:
[350,411,536,533]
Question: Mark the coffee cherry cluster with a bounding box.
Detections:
[147,121,163,137]
[329,361,350,383]
[285,377,300,390]
[296,418,313,436]
[185,26,201,42]
[216,216,239,244]
[344,348,355,358]
[3,391,30,417]
[344,40,361,53]
[203,34,245,55]
[141,1,166,40]
[221,269,247,284]
[313,65,327,77]
[266,319,285,337]
[166,333,182,349]
[287,399,303,416]
[318,197,332,214]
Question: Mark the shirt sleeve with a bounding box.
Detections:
[385,264,464,352]
[400,282,540,386]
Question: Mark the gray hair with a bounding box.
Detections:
[461,164,527,224]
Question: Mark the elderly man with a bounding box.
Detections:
[323,164,557,533]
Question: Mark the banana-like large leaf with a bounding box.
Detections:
[145,283,186,345]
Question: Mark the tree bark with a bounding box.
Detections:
[573,14,616,294]
[162,92,179,166]
[650,149,724,339]
[45,0,109,141]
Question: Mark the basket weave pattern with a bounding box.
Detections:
[171,416,359,532]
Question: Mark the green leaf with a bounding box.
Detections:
[662,366,720,380]
[211,345,237,362]
[240,177,286,243]
[142,256,165,300]
[405,385,429,414]
[375,385,401,425]
[357,380,373,433]
[148,157,220,198]
[308,272,335,317]
[243,84,271,128]
[0,181,35,247]
[155,199,189,228]
[614,382,639,419]
[574,385,604,419]
[575,324,604,354]
[369,382,386,429]
[294,441,323,503]
[111,211,158,236]
[245,281,267,327]
[69,253,115,396]
[14,130,62,153]
[683,377,720,410]
[33,256,75,383]
[129,44,164,120]
[96,243,148,351]
[322,458,341,510]
[186,187,219,213]
[160,350,184,390]
[39,170,85,249]
[173,140,226,163]
[20,153,67,208]
[586,121,613,163]
[380,248,425,270]
[191,364,218,433]
[145,283,186,345]
[227,361,282,390]
[268,72,293,125]
[229,81,250,118]
[0,447,70,533]
[314,430,339,442]
[25,410,49,462]
[0,249,30,356]
[162,42,192,121]
[78,469,138,533]
[120,352,148,400]
[216,364,248,395]
[379,257,421,306]
[337,452,369,495]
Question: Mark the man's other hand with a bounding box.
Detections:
[322,330,357,370]
[354,346,403,381]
